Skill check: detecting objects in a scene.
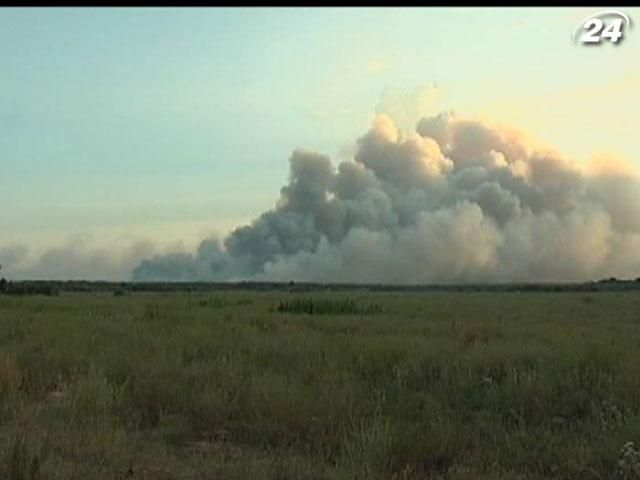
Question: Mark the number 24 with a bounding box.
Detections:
[582,18,624,43]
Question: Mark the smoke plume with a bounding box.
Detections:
[133,107,640,284]
[1,238,155,281]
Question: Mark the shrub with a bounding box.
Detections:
[275,297,382,315]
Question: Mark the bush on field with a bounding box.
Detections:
[275,297,382,315]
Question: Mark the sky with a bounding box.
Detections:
[1,7,640,280]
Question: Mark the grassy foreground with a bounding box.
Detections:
[1,290,640,479]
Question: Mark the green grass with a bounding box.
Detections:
[1,290,640,479]
[274,297,382,315]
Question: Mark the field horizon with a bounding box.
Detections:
[3,277,640,295]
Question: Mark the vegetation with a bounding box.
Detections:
[1,290,640,479]
[0,278,58,297]
[275,297,382,315]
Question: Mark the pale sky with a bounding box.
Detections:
[1,7,639,278]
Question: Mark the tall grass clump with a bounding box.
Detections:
[275,297,382,315]
[190,294,253,309]
[0,429,48,480]
[0,353,22,395]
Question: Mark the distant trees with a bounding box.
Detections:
[0,264,5,293]
[0,267,58,296]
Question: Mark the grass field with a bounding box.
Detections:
[2,290,640,479]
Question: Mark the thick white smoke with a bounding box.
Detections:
[132,108,640,284]
[1,239,155,281]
